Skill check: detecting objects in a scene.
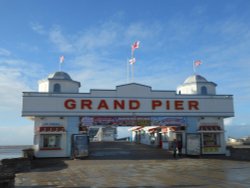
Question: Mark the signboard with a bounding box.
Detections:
[151,117,186,126]
[22,84,234,117]
[186,133,201,155]
[79,116,185,127]
[72,134,89,158]
[203,147,219,153]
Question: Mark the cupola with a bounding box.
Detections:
[177,74,217,95]
[38,71,81,93]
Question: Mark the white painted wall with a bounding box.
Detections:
[48,80,79,93]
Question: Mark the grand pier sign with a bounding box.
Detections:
[22,83,234,117]
[64,99,199,111]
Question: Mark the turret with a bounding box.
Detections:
[38,71,81,93]
[177,74,217,95]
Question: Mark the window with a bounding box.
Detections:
[203,133,220,146]
[41,134,61,149]
[201,86,207,95]
[150,134,156,144]
[162,133,168,141]
[53,83,61,93]
[140,130,145,138]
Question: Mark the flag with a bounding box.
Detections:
[131,41,140,51]
[194,60,202,66]
[129,57,136,64]
[60,55,65,64]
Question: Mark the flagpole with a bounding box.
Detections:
[193,61,196,74]
[132,63,134,82]
[127,58,129,83]
[130,41,139,83]
[193,60,202,74]
[131,50,134,82]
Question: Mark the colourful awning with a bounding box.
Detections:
[198,125,222,132]
[148,126,160,133]
[161,126,177,133]
[129,126,143,131]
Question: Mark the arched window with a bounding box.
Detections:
[53,83,61,93]
[201,86,207,95]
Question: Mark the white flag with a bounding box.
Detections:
[60,56,65,64]
[129,58,136,64]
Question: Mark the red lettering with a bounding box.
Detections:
[64,99,76,110]
[129,100,140,110]
[81,100,92,109]
[114,100,125,110]
[152,100,162,110]
[175,100,184,110]
[188,100,199,110]
[65,99,199,111]
[97,100,109,110]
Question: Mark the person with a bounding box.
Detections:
[177,140,182,157]
[172,139,177,158]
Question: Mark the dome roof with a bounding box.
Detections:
[48,71,72,80]
[184,74,208,84]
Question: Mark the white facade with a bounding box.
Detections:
[38,72,80,93]
[93,127,116,142]
[177,75,216,95]
[22,71,234,157]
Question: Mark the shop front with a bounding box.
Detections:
[198,124,225,154]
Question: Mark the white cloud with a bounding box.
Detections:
[71,61,126,92]
[30,22,46,35]
[125,22,158,39]
[0,58,44,111]
[0,68,29,110]
[18,43,40,52]
[0,48,11,56]
[76,23,119,51]
[49,26,74,53]
[44,21,165,55]
[0,57,41,145]
[224,117,234,126]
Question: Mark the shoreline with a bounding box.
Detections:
[0,145,33,161]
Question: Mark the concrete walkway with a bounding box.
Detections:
[15,142,250,187]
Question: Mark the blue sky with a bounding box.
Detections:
[0,0,250,145]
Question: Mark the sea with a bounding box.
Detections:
[0,145,32,161]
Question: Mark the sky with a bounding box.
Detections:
[0,0,250,145]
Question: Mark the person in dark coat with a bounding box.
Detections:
[177,140,182,157]
[172,139,177,158]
